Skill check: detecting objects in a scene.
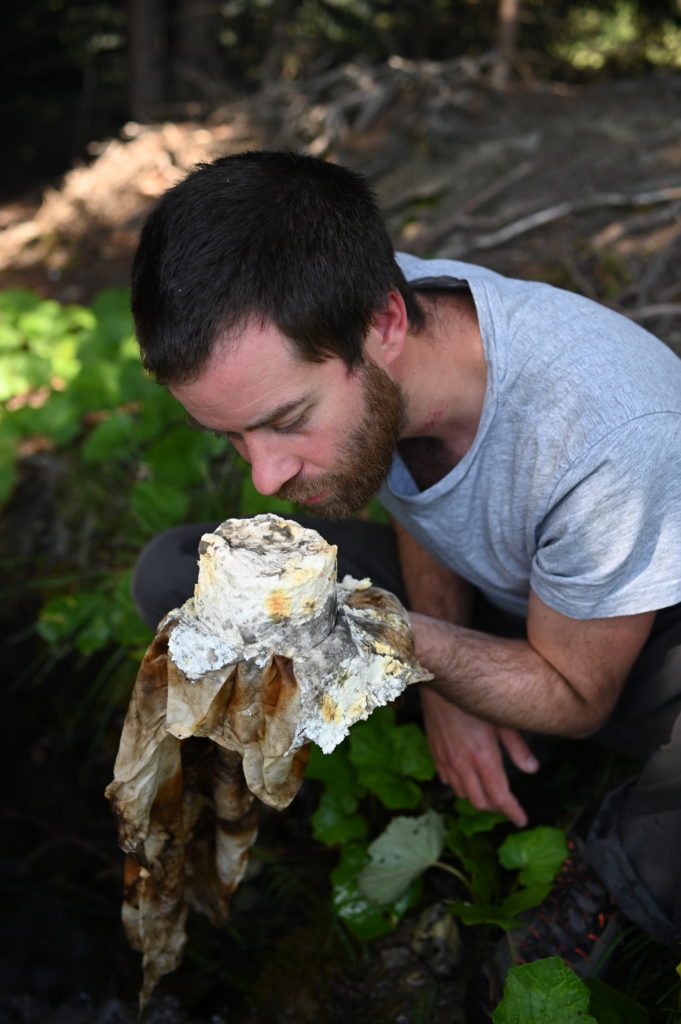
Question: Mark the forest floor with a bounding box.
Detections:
[1,64,681,1024]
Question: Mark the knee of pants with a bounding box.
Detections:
[130,523,214,631]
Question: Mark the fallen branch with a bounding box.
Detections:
[408,160,534,255]
[439,185,681,258]
[628,303,681,321]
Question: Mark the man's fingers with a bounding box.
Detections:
[499,727,540,774]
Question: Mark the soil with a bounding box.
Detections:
[1,64,681,1024]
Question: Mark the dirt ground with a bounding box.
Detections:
[1,65,680,345]
[1,66,680,1024]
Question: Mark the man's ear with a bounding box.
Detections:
[366,289,408,367]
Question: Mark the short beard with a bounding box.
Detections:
[276,359,406,519]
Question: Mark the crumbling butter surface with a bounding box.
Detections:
[192,515,338,656]
[105,513,432,1007]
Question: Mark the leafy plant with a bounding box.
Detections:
[493,957,648,1023]
[307,705,568,940]
[0,287,238,663]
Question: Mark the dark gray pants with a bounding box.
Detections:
[131,517,681,952]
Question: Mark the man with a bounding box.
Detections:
[130,150,681,1010]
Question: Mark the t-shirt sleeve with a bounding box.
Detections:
[530,414,681,619]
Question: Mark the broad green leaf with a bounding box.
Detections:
[130,480,190,535]
[493,958,597,1024]
[358,809,445,905]
[498,827,568,887]
[0,322,23,350]
[37,591,113,655]
[8,391,81,446]
[69,362,123,411]
[331,842,419,941]
[447,900,522,930]
[499,882,552,919]
[18,300,74,344]
[90,289,134,348]
[392,722,438,780]
[37,574,152,656]
[305,742,364,800]
[585,977,649,1023]
[356,770,423,809]
[81,412,138,463]
[445,804,504,905]
[453,798,507,836]
[349,706,435,808]
[0,350,51,401]
[144,426,223,486]
[0,288,41,317]
[310,790,368,845]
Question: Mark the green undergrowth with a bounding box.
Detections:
[306,706,667,1021]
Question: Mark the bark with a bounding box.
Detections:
[127,0,168,122]
[491,0,521,90]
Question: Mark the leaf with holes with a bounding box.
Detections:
[358,809,445,905]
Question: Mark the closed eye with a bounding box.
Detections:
[272,412,309,435]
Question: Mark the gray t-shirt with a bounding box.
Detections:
[378,253,681,620]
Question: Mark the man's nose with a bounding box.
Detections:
[246,438,302,496]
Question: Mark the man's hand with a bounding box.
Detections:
[421,687,539,828]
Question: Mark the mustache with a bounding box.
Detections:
[276,474,336,503]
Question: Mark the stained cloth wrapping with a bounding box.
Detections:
[105,519,431,1006]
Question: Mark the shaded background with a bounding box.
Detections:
[2,2,681,1021]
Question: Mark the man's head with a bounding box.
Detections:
[131,150,424,384]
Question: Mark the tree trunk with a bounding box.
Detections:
[171,0,224,105]
[491,0,520,90]
[127,0,168,122]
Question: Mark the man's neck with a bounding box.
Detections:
[395,289,486,483]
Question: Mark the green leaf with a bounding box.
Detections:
[349,706,435,809]
[585,977,649,1023]
[144,426,224,486]
[498,827,568,887]
[90,288,134,346]
[69,362,124,412]
[493,958,597,1024]
[0,288,42,318]
[9,391,81,446]
[392,722,439,780]
[0,434,17,502]
[81,412,137,463]
[305,742,364,800]
[331,842,419,941]
[452,798,507,836]
[446,900,522,930]
[131,480,190,535]
[0,350,51,401]
[445,808,502,905]
[310,790,369,846]
[498,883,552,919]
[0,321,24,351]
[358,809,445,905]
[37,591,113,655]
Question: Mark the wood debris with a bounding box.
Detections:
[105,514,431,1005]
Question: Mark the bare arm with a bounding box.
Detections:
[411,593,656,738]
[395,521,655,824]
[395,521,541,825]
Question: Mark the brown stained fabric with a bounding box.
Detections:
[105,567,430,1007]
[105,624,315,1007]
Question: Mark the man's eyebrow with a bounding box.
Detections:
[185,399,308,437]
